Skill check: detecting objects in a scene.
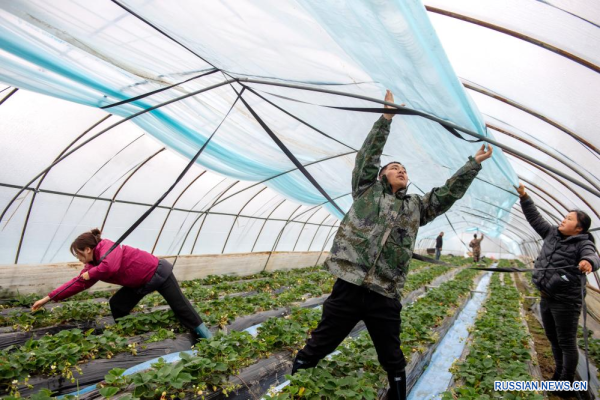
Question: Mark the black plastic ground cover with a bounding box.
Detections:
[15,267,465,398]
[15,294,331,396]
[0,287,285,350]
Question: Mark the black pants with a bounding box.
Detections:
[109,272,202,331]
[296,278,406,373]
[540,296,581,381]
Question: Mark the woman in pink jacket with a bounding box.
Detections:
[32,229,212,339]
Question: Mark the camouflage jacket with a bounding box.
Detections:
[469,237,483,251]
[325,116,482,299]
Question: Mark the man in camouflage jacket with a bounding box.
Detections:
[292,90,494,400]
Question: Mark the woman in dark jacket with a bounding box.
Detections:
[517,183,599,388]
[32,229,211,339]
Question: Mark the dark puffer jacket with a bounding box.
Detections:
[520,195,599,303]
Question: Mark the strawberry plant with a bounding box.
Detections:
[442,273,543,399]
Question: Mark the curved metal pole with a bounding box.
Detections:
[238,77,600,198]
[488,123,599,191]
[251,199,287,252]
[425,6,600,75]
[456,206,537,240]
[462,79,599,157]
[13,115,112,264]
[511,199,561,227]
[307,214,335,251]
[508,152,600,219]
[519,176,570,214]
[0,88,18,106]
[474,197,529,224]
[315,222,340,267]
[152,171,206,254]
[190,181,240,255]
[262,192,350,269]
[221,187,267,254]
[100,148,165,232]
[292,207,323,251]
[262,204,304,272]
[454,207,539,243]
[449,210,534,244]
[0,79,234,224]
[513,187,564,223]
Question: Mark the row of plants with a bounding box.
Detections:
[1,260,465,398]
[0,269,332,331]
[401,265,450,297]
[0,273,334,395]
[0,328,135,394]
[20,307,327,400]
[442,273,543,400]
[268,268,482,399]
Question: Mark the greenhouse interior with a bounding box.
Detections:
[1,1,599,399]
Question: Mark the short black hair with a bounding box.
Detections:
[473,234,477,238]
[569,210,591,233]
[378,161,405,179]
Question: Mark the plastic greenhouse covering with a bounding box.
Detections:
[3,1,600,399]
[0,0,598,276]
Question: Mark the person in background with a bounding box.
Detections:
[517,183,598,396]
[469,233,484,262]
[290,90,494,400]
[32,229,212,340]
[435,232,444,260]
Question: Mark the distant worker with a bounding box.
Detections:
[435,232,444,260]
[517,183,598,394]
[469,233,484,262]
[291,90,494,400]
[32,229,212,340]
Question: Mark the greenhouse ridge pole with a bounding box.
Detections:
[237,78,600,198]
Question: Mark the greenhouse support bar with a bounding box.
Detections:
[237,78,600,198]
[0,79,235,224]
[425,6,600,74]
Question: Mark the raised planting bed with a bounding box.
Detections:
[442,273,544,400]
[265,268,484,399]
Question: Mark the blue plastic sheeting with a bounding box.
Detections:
[408,271,493,400]
[0,1,518,233]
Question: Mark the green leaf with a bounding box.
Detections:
[99,386,119,398]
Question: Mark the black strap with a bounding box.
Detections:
[238,95,345,217]
[49,88,245,300]
[257,91,481,143]
[101,69,218,109]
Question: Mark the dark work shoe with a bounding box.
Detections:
[385,369,406,400]
[291,356,319,375]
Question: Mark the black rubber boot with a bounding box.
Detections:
[386,369,407,400]
[291,356,319,375]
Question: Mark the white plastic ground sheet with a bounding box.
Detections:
[1,0,597,264]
